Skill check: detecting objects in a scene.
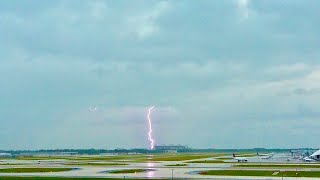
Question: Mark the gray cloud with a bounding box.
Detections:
[0,0,320,149]
[292,88,320,96]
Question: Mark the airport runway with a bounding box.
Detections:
[1,165,320,180]
[1,154,320,179]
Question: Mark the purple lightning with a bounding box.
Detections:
[147,106,155,149]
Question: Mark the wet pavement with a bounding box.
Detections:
[0,154,320,179]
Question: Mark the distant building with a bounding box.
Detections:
[17,152,78,157]
[0,153,11,157]
[154,145,188,151]
[56,152,78,156]
[165,150,178,153]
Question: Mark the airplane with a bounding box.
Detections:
[233,153,248,162]
[261,155,272,159]
[303,149,320,162]
[303,156,316,162]
[257,153,273,159]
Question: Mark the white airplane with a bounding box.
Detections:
[303,156,316,162]
[233,153,248,162]
[257,153,273,159]
[303,149,320,162]
[261,155,272,159]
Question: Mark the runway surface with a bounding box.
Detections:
[0,153,320,179]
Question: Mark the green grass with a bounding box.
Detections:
[115,153,225,162]
[17,156,127,161]
[233,153,257,157]
[188,160,225,163]
[17,157,68,160]
[215,157,233,160]
[75,155,147,161]
[200,170,273,176]
[0,177,156,180]
[64,162,127,166]
[165,163,188,167]
[16,155,148,161]
[108,169,150,174]
[200,170,320,177]
[0,168,73,173]
[138,154,225,162]
[235,164,320,168]
[280,171,320,177]
[147,155,210,161]
[0,163,23,166]
[16,153,226,163]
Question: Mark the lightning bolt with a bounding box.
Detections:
[147,106,155,150]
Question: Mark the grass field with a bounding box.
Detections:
[105,153,227,162]
[188,160,225,163]
[16,155,146,161]
[0,163,23,166]
[16,153,225,162]
[235,164,320,168]
[233,153,257,157]
[16,153,228,163]
[200,170,273,176]
[215,157,233,160]
[281,171,320,177]
[0,168,73,173]
[200,170,320,177]
[0,178,154,180]
[145,154,217,161]
[64,162,128,166]
[17,156,136,161]
[17,157,70,160]
[108,169,150,174]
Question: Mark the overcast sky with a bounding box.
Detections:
[1,0,320,150]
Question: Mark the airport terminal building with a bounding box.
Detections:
[154,145,188,152]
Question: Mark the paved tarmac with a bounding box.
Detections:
[0,154,320,179]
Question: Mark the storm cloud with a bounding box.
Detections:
[0,0,320,149]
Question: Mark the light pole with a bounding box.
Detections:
[171,169,174,180]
